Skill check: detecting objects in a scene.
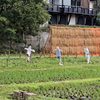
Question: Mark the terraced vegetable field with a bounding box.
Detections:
[0,55,100,100]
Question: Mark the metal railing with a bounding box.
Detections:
[44,4,97,16]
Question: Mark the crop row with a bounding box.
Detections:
[0,56,100,69]
[0,57,58,69]
[19,80,100,100]
[0,66,100,84]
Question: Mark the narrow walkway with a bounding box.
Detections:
[1,78,100,87]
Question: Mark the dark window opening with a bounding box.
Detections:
[77,0,81,6]
[71,0,81,6]
[71,0,76,6]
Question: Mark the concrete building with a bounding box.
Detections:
[45,0,98,25]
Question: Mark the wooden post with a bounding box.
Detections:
[6,59,8,67]
[67,52,69,57]
[8,52,10,58]
[76,52,77,58]
[63,56,64,65]
[19,52,21,58]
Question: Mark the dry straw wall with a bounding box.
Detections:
[43,26,100,56]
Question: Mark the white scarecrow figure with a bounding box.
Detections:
[25,46,35,62]
[84,47,91,63]
[54,46,63,65]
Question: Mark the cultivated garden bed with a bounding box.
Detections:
[0,56,100,100]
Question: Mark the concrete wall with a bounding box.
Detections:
[89,1,93,8]
[48,0,71,5]
[53,0,59,4]
[63,0,71,5]
[68,15,76,25]
[25,32,49,52]
[47,0,93,8]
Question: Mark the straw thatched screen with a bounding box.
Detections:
[42,26,100,56]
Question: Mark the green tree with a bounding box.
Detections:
[98,0,100,12]
[0,0,50,41]
[95,12,100,26]
[0,17,16,40]
[95,0,100,26]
